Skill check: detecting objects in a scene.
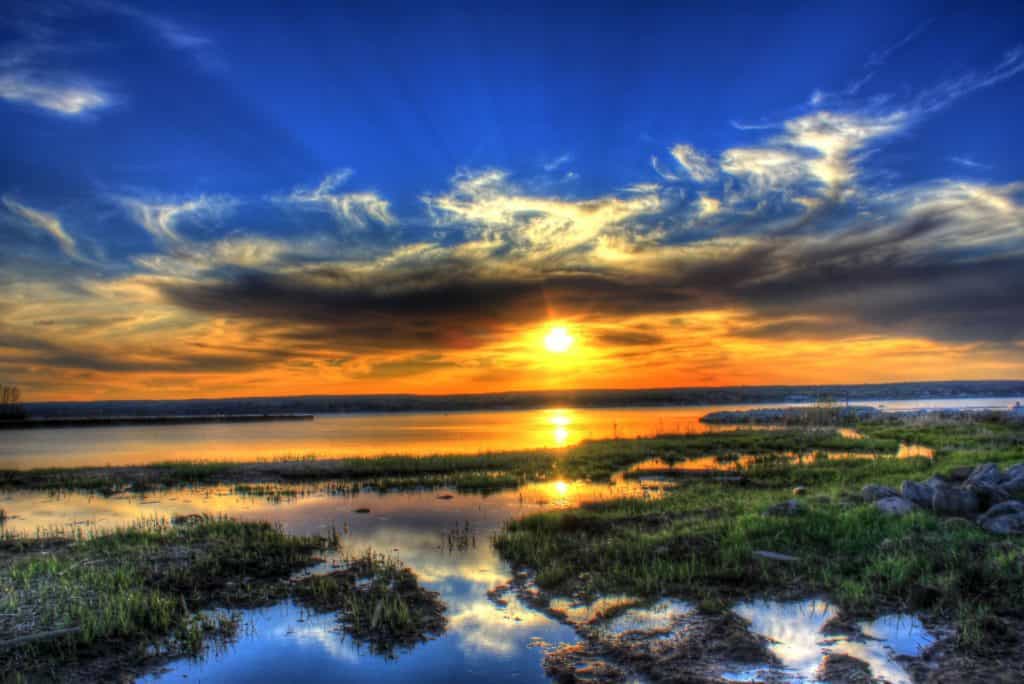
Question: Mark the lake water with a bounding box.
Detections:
[3,396,1006,681]
[2,397,1019,469]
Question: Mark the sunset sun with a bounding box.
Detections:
[544,326,574,353]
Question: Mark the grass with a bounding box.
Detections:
[0,516,337,679]
[495,418,1024,655]
[292,550,446,656]
[0,450,557,495]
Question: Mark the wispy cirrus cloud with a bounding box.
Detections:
[2,196,81,258]
[285,171,397,229]
[0,71,110,115]
[121,195,236,243]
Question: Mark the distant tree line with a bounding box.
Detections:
[1,384,25,419]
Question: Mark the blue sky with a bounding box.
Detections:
[1,0,1023,399]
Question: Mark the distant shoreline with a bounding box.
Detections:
[16,380,1024,421]
[0,414,314,431]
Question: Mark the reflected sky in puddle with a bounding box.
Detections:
[729,599,934,684]
[1,480,669,683]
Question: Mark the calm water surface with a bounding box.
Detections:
[4,397,1001,681]
[3,397,1019,469]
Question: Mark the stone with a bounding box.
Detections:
[1003,463,1024,481]
[875,496,915,516]
[1000,475,1024,496]
[966,463,1003,489]
[980,500,1024,519]
[945,466,974,482]
[817,653,873,683]
[861,484,899,502]
[931,485,980,517]
[978,501,1024,535]
[765,499,804,516]
[752,550,799,562]
[901,480,934,508]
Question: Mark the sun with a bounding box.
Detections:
[544,326,574,353]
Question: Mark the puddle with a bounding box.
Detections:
[1,478,666,683]
[728,599,934,683]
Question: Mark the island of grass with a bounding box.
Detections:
[0,517,446,681]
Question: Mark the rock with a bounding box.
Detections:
[792,486,807,496]
[1004,463,1024,481]
[818,653,873,683]
[861,484,899,502]
[931,485,980,517]
[901,480,934,508]
[966,463,1003,489]
[978,501,1024,535]
[875,496,915,516]
[979,500,1024,519]
[752,550,800,562]
[764,499,804,516]
[1001,475,1024,496]
[946,466,974,482]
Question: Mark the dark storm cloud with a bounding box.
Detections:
[152,206,1024,351]
[0,327,289,373]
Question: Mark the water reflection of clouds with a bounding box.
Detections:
[732,600,934,684]
[448,598,556,657]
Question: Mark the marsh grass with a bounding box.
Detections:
[496,420,1024,653]
[293,550,446,656]
[0,450,557,495]
[0,516,337,679]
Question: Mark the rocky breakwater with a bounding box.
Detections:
[862,463,1024,534]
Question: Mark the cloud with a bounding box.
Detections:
[949,156,990,170]
[651,155,682,181]
[2,197,80,259]
[121,195,236,243]
[670,144,717,182]
[0,71,110,115]
[139,177,1024,355]
[423,169,661,257]
[912,45,1024,116]
[286,171,397,229]
[543,154,572,172]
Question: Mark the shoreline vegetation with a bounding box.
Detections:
[2,407,1023,680]
[0,414,314,431]
[18,379,1024,420]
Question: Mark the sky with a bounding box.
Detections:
[1,0,1023,401]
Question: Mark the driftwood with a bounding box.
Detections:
[0,626,81,650]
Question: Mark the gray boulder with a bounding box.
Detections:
[1003,463,1024,481]
[861,484,900,502]
[931,485,980,517]
[1001,475,1024,496]
[978,501,1024,535]
[875,496,915,516]
[966,463,1002,489]
[901,480,934,508]
[945,466,974,482]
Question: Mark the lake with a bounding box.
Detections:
[2,396,1017,682]
[2,397,1019,469]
